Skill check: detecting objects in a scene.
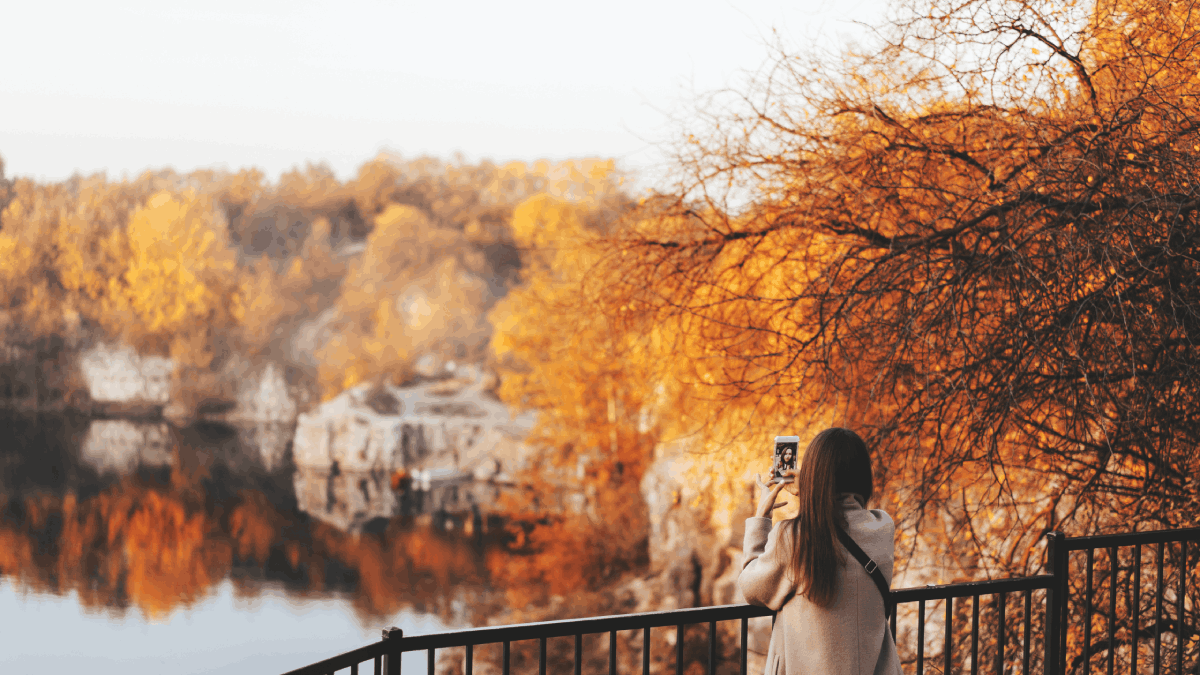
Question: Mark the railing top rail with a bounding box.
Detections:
[892,574,1053,603]
[278,640,388,675]
[1062,525,1200,551]
[393,603,775,652]
[380,575,1055,655]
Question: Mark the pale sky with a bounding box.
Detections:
[1,0,888,188]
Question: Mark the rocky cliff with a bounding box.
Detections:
[289,366,539,532]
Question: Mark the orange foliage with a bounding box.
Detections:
[544,0,1200,591]
[486,179,667,601]
[0,475,535,625]
[477,1,1200,610]
[485,481,647,607]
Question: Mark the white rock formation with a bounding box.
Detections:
[78,343,174,404]
[291,371,537,531]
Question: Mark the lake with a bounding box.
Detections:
[0,412,508,675]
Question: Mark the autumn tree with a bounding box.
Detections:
[574,0,1200,592]
[505,3,1200,669]
[0,173,241,405]
[484,173,664,604]
[314,203,483,394]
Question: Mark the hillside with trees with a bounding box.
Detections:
[0,154,628,415]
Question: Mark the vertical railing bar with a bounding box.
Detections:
[891,603,897,641]
[541,636,548,675]
[971,594,980,675]
[645,626,652,675]
[740,618,748,675]
[1047,531,1067,675]
[1108,546,1117,675]
[997,592,1007,675]
[384,627,402,675]
[946,597,954,675]
[503,640,511,675]
[917,599,926,675]
[609,630,617,675]
[466,644,473,675]
[1061,545,1070,675]
[1085,547,1095,674]
[708,621,717,675]
[353,663,359,675]
[1133,543,1141,675]
[427,648,435,675]
[575,634,582,675]
[1191,537,1197,672]
[676,624,685,675]
[1155,541,1165,675]
[375,654,382,675]
[1022,589,1031,675]
[1176,540,1185,675]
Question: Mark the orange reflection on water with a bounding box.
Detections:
[0,474,497,625]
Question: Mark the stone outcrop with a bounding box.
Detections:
[76,341,312,425]
[77,343,174,405]
[290,369,537,531]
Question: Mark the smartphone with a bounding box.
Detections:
[771,436,800,484]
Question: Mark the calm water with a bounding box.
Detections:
[0,412,502,675]
[0,578,447,674]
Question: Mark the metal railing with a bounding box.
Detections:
[1048,527,1200,675]
[280,604,775,675]
[278,527,1200,675]
[894,574,1054,675]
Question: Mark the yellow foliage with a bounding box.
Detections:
[509,194,589,251]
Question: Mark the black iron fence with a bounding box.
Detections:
[278,527,1200,675]
[894,574,1054,675]
[1048,527,1200,675]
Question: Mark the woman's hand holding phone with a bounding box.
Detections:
[754,471,794,518]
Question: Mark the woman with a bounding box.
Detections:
[738,428,902,675]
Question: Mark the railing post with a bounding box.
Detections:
[384,626,404,675]
[1045,532,1067,675]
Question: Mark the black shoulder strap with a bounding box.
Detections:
[835,525,893,620]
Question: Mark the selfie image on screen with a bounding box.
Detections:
[772,436,799,484]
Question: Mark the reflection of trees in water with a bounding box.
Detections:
[80,420,172,474]
[0,413,504,626]
[0,481,495,624]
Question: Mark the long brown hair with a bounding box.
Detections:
[786,427,874,607]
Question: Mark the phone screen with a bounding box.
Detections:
[772,436,799,484]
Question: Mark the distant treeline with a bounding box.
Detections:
[0,154,631,410]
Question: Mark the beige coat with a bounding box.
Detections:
[738,494,903,675]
